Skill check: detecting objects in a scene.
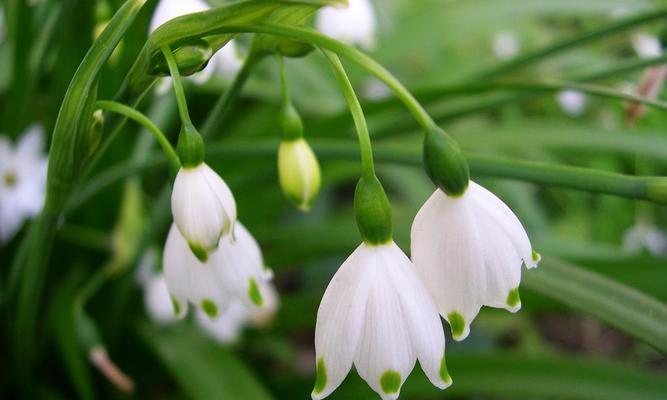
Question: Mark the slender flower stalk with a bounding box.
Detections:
[312,52,449,400]
[161,45,237,260]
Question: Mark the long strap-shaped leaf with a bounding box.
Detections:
[12,0,147,386]
[523,256,667,354]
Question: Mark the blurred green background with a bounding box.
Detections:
[1,0,666,399]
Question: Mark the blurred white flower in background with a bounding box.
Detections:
[361,77,392,101]
[491,31,520,60]
[316,0,377,50]
[150,0,244,94]
[632,33,662,59]
[0,125,48,243]
[623,221,667,256]
[557,89,587,117]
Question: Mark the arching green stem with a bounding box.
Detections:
[323,50,375,178]
[160,46,193,126]
[95,101,180,174]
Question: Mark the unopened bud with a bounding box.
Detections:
[277,40,314,58]
[177,122,205,168]
[278,138,321,211]
[423,127,470,197]
[153,39,213,77]
[354,175,393,245]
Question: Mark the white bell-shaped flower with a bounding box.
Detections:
[316,0,377,50]
[163,222,268,319]
[196,280,279,344]
[411,182,539,341]
[0,125,48,243]
[171,163,236,259]
[312,241,451,400]
[623,221,667,256]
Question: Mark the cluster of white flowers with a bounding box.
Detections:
[150,0,244,94]
[0,125,48,243]
[312,181,538,399]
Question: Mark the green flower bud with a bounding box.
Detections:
[276,40,315,58]
[354,175,393,245]
[177,122,205,168]
[423,127,470,197]
[281,103,304,141]
[278,138,321,211]
[153,39,213,77]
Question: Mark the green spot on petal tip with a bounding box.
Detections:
[189,243,208,263]
[447,311,466,339]
[200,299,218,318]
[506,287,521,309]
[248,278,264,306]
[439,353,452,385]
[380,370,401,394]
[532,249,541,262]
[312,358,327,394]
[171,297,181,316]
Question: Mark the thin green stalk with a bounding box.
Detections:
[94,100,180,173]
[323,51,375,177]
[160,46,193,126]
[71,139,667,208]
[200,51,263,139]
[475,7,667,78]
[276,54,290,109]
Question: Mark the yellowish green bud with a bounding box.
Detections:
[278,138,321,211]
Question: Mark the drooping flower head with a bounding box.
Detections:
[163,222,268,319]
[316,0,377,50]
[0,125,48,243]
[411,182,539,341]
[313,176,450,400]
[171,162,237,260]
[313,241,451,400]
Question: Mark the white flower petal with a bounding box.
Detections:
[213,40,243,81]
[0,195,26,243]
[211,222,265,308]
[312,244,373,400]
[144,274,179,324]
[383,243,450,389]
[163,224,229,318]
[149,0,210,33]
[411,190,485,340]
[16,124,45,160]
[196,302,249,344]
[353,244,415,400]
[492,31,520,60]
[171,164,236,256]
[316,0,376,50]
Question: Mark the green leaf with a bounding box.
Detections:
[327,351,667,400]
[139,323,275,400]
[523,256,667,353]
